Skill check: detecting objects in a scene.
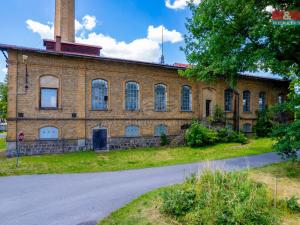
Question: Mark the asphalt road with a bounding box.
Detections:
[0,152,297,225]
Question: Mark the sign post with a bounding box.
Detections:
[16,132,24,167]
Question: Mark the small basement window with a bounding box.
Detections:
[39,127,59,140]
[155,124,168,136]
[243,123,252,133]
[125,125,140,137]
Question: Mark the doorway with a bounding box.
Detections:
[206,100,212,117]
[93,128,108,151]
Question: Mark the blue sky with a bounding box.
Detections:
[0,0,194,82]
[0,0,279,83]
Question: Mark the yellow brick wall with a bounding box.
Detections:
[6,50,289,142]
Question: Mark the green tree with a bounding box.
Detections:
[271,80,300,161]
[253,109,273,137]
[0,74,8,120]
[182,0,300,159]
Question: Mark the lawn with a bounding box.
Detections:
[0,138,273,176]
[99,162,300,225]
[0,137,6,152]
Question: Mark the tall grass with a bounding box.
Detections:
[160,170,280,225]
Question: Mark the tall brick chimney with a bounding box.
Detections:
[54,0,75,43]
[44,0,102,56]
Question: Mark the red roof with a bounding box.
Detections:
[43,39,102,57]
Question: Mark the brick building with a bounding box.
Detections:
[0,0,289,156]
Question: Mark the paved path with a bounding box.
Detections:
[0,152,298,225]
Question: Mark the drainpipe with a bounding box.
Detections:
[233,90,240,132]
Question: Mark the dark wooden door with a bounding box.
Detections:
[206,100,211,117]
[93,129,108,151]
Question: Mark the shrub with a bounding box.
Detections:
[217,127,248,144]
[212,105,225,123]
[185,121,218,147]
[254,109,274,137]
[160,133,169,146]
[286,196,300,213]
[160,188,196,217]
[160,170,280,225]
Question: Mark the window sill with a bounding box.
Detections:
[124,110,142,112]
[180,110,193,113]
[154,110,168,112]
[243,111,253,114]
[90,109,112,112]
[38,108,61,111]
[38,139,59,141]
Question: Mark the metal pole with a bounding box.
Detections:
[16,141,19,167]
[274,176,277,208]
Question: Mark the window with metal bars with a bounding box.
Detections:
[125,82,140,111]
[155,84,167,111]
[224,89,233,112]
[243,90,251,112]
[92,79,108,110]
[181,85,192,111]
[259,92,266,111]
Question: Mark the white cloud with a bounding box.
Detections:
[77,34,161,62]
[265,5,275,13]
[147,25,183,43]
[165,0,201,10]
[27,15,97,39]
[82,15,96,30]
[77,24,183,62]
[26,15,183,62]
[75,19,83,32]
[26,19,54,39]
[2,68,7,74]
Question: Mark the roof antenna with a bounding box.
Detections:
[160,26,165,64]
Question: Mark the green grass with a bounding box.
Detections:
[0,138,273,176]
[99,161,300,225]
[0,137,6,152]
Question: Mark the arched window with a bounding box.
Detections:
[259,92,266,111]
[125,125,140,137]
[243,123,252,133]
[155,84,167,111]
[226,123,233,130]
[155,124,168,136]
[39,126,59,140]
[181,85,192,111]
[224,89,233,112]
[40,75,59,109]
[92,79,108,110]
[278,93,284,104]
[243,90,251,112]
[125,82,140,111]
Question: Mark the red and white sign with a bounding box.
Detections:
[272,10,300,25]
[18,132,25,142]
